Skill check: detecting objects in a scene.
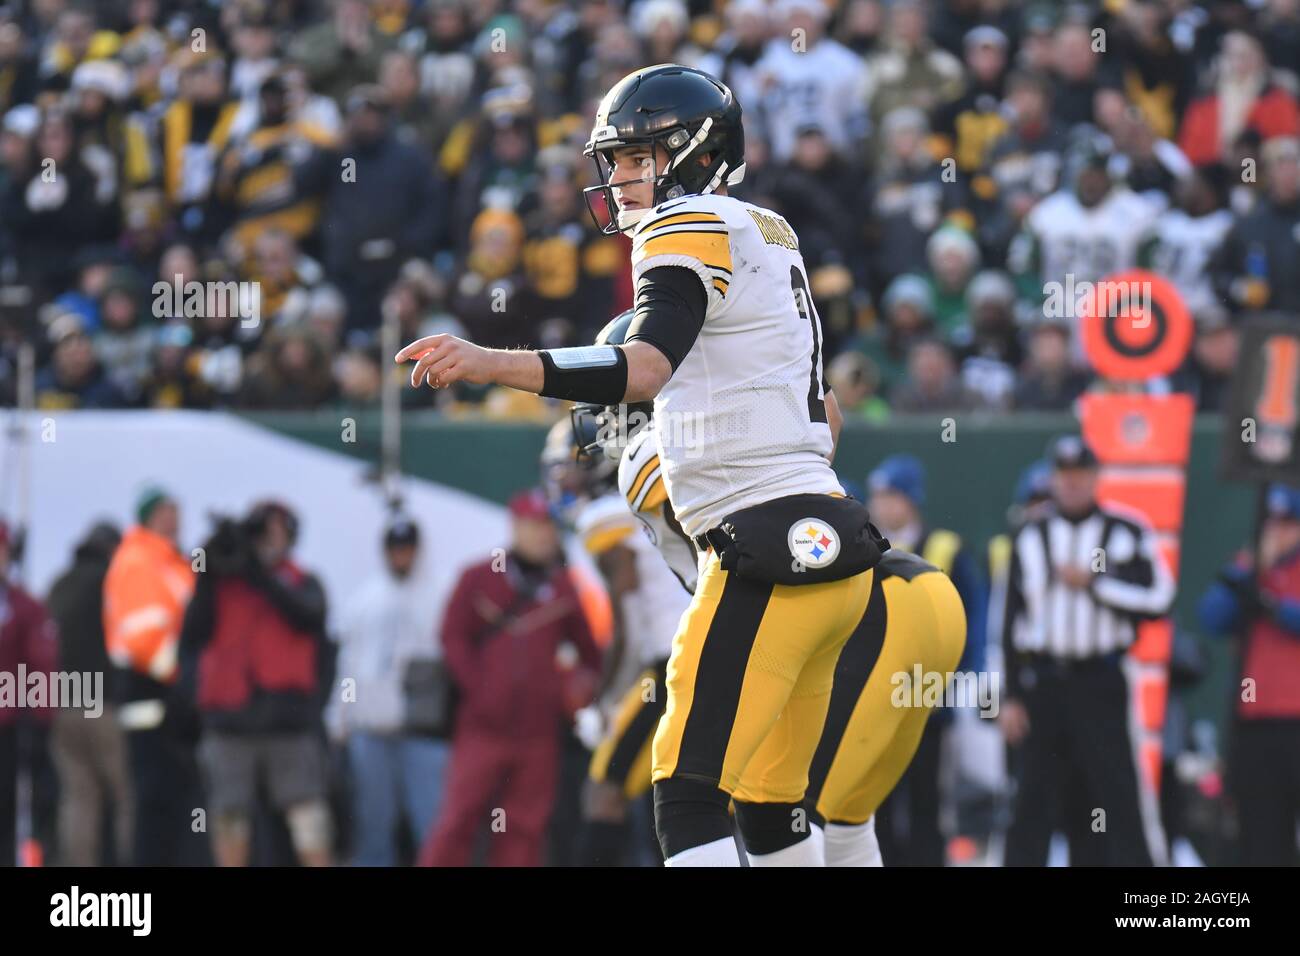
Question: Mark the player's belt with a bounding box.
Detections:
[692,528,731,554]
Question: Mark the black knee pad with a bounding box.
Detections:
[653,777,733,861]
[732,799,810,856]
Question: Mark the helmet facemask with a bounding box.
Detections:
[571,401,653,466]
[583,118,744,235]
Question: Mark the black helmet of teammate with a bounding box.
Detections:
[571,310,655,463]
[583,63,746,235]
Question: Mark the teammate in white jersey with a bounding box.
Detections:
[397,64,888,867]
[542,404,691,866]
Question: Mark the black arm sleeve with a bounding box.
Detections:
[625,265,708,372]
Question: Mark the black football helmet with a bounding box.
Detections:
[583,63,746,235]
[571,310,655,464]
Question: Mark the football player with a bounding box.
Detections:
[399,64,888,866]
[574,316,968,867]
[544,403,692,866]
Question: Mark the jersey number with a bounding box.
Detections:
[791,266,828,424]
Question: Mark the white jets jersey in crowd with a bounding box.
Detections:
[574,490,690,666]
[752,38,869,162]
[1016,187,1165,285]
[1142,208,1233,316]
[618,426,699,594]
[630,192,844,539]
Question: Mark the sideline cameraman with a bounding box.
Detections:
[180,500,332,866]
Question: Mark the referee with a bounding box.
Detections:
[999,436,1175,866]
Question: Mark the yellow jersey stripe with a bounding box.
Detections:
[638,231,732,274]
[641,476,668,511]
[584,524,637,555]
[626,454,660,505]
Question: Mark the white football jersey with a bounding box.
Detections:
[630,193,843,539]
[574,490,690,665]
[1019,188,1165,285]
[618,426,699,594]
[753,38,870,162]
[1143,208,1233,316]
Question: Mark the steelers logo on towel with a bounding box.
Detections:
[788,518,840,569]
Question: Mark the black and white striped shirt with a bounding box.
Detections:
[1003,505,1176,660]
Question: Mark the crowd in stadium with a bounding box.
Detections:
[0,0,1296,416]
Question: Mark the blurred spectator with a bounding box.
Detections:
[141,320,211,409]
[983,70,1069,256]
[931,26,1011,176]
[0,14,39,115]
[451,207,533,350]
[1178,30,1299,167]
[239,325,337,409]
[328,518,450,866]
[521,146,625,342]
[863,107,969,296]
[181,500,332,867]
[1178,306,1238,412]
[1013,318,1090,412]
[1138,164,1233,317]
[826,350,888,422]
[1211,135,1300,314]
[1109,0,1192,142]
[924,225,980,333]
[892,337,981,414]
[765,124,856,272]
[47,521,131,866]
[38,2,120,94]
[419,489,600,867]
[102,486,203,866]
[864,0,964,125]
[289,0,398,104]
[34,311,127,410]
[0,518,59,867]
[856,272,935,400]
[215,73,337,265]
[756,0,870,163]
[94,268,153,405]
[294,84,440,331]
[1048,12,1119,129]
[951,269,1022,410]
[242,228,325,328]
[145,50,241,243]
[4,108,119,297]
[1198,483,1300,866]
[696,0,771,114]
[633,0,704,68]
[1010,128,1163,302]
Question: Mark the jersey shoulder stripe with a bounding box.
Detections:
[639,475,668,511]
[625,455,660,509]
[631,200,733,302]
[574,495,639,555]
[618,428,663,513]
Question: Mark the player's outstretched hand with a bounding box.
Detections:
[395,334,498,389]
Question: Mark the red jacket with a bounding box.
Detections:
[188,560,326,732]
[1241,551,1300,719]
[0,579,59,727]
[1179,86,1300,166]
[441,555,600,740]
